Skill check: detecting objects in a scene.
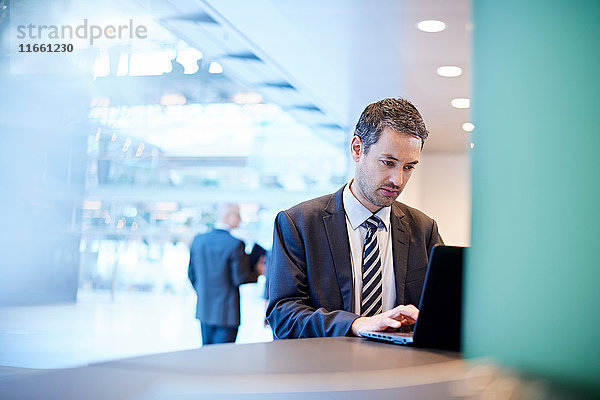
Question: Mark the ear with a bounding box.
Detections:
[350,136,362,162]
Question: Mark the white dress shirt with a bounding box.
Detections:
[343,181,396,315]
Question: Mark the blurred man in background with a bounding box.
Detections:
[188,203,263,345]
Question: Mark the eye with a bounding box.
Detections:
[381,160,395,167]
[404,164,416,171]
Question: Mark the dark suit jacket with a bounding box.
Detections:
[266,185,443,339]
[188,229,258,327]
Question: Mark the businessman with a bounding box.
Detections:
[188,203,262,345]
[267,98,444,339]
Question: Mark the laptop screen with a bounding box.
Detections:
[412,245,465,351]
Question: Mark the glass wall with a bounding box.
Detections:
[0,0,349,365]
[81,100,347,296]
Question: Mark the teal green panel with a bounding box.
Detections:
[466,0,600,393]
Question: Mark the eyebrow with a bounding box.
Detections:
[381,154,419,164]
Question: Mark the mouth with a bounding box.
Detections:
[379,188,400,197]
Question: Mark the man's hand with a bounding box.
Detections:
[350,304,419,336]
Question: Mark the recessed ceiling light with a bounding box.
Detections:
[462,122,475,132]
[208,62,223,74]
[470,142,475,149]
[451,98,471,109]
[437,66,462,77]
[417,20,446,33]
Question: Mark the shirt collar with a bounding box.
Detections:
[213,222,231,231]
[343,180,391,231]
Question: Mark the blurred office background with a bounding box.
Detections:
[0,0,473,369]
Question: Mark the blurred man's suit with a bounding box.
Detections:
[188,228,259,344]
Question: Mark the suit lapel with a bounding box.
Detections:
[323,187,354,313]
[391,203,410,305]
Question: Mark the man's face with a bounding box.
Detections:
[350,127,422,213]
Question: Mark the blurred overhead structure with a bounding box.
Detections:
[140,0,471,152]
[137,0,349,145]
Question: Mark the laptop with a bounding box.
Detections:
[359,245,465,351]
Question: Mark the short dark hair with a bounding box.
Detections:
[354,98,429,153]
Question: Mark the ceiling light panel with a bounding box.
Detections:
[208,62,223,74]
[437,66,462,77]
[462,122,475,132]
[417,20,446,33]
[451,98,471,109]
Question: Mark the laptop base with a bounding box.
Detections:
[359,331,414,345]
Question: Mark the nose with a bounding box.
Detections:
[388,170,403,188]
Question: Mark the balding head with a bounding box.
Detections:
[217,203,241,230]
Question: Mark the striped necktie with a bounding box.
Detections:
[361,215,383,316]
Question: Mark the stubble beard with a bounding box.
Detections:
[355,168,398,209]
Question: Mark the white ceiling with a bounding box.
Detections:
[202,0,472,153]
[144,0,472,153]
